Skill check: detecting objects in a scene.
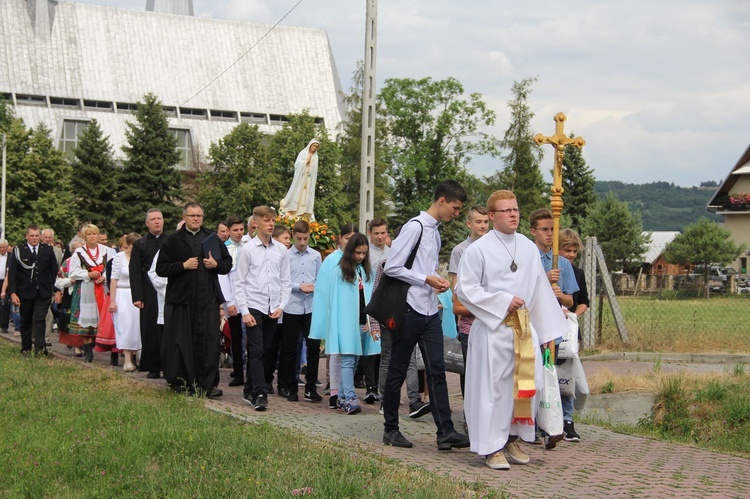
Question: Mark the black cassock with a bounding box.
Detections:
[156,227,231,393]
[130,232,165,373]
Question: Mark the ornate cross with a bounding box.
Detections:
[534,112,585,272]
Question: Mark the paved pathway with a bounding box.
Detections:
[5,331,750,498]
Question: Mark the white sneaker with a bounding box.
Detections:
[485,450,510,470]
[504,441,530,465]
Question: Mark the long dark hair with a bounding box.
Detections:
[339,233,371,284]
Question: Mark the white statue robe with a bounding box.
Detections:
[456,229,569,456]
[279,139,319,220]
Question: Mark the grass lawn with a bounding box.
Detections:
[593,294,750,353]
[0,342,496,498]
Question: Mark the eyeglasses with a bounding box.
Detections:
[489,208,519,214]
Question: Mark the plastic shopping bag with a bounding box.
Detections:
[537,348,564,436]
[573,355,590,411]
[557,313,579,359]
[556,358,576,397]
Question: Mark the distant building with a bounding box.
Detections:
[0,0,346,168]
[707,143,750,273]
[641,231,683,276]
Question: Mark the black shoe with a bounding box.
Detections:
[228,377,244,387]
[20,349,31,358]
[266,385,275,395]
[229,371,238,379]
[110,352,119,366]
[354,379,366,389]
[328,394,338,409]
[278,388,291,398]
[304,389,322,402]
[544,433,565,450]
[409,401,431,419]
[287,390,299,402]
[364,388,379,405]
[252,394,268,411]
[300,364,308,375]
[383,429,413,448]
[83,344,94,363]
[437,430,470,451]
[34,348,49,357]
[563,421,580,442]
[297,378,305,386]
[146,372,160,379]
[206,387,223,399]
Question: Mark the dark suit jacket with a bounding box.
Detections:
[130,232,165,304]
[155,227,231,306]
[8,244,59,300]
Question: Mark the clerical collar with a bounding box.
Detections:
[186,228,199,236]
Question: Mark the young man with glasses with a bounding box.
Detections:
[456,191,568,470]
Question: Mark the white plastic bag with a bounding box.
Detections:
[537,349,564,436]
[557,313,580,359]
[573,356,590,411]
[556,359,575,397]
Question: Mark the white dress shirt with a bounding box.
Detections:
[285,245,321,315]
[234,235,291,316]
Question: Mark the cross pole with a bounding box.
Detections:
[533,112,585,273]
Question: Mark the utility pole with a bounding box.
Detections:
[358,0,377,232]
[1,133,6,240]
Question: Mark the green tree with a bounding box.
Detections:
[0,97,12,131]
[4,121,75,243]
[665,218,744,298]
[70,119,118,234]
[378,76,499,226]
[268,111,345,230]
[118,93,182,232]
[198,123,275,225]
[582,192,650,272]
[488,77,547,220]
[561,134,597,231]
[337,62,391,223]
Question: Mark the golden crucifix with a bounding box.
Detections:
[533,112,585,273]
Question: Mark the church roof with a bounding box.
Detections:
[0,0,346,157]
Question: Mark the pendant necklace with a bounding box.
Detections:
[493,230,517,272]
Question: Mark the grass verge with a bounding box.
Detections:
[0,342,497,498]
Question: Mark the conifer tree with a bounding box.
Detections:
[489,77,547,220]
[562,135,597,231]
[119,93,182,231]
[70,119,118,234]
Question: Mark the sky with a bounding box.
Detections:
[73,0,750,187]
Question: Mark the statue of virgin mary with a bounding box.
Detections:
[279,139,320,220]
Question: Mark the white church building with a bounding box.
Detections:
[0,0,346,168]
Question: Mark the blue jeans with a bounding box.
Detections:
[562,394,574,422]
[340,354,359,401]
[383,308,455,437]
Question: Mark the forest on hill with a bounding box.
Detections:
[594,181,721,231]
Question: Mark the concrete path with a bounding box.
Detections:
[4,331,750,498]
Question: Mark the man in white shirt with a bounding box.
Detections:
[234,206,291,411]
[382,180,471,451]
[218,215,246,387]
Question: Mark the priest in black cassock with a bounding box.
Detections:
[130,208,166,378]
[156,203,232,397]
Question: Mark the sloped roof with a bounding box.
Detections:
[642,231,681,264]
[708,143,750,209]
[0,0,346,129]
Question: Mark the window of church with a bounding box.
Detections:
[240,112,267,124]
[116,102,138,113]
[269,114,289,125]
[83,100,114,111]
[59,120,90,160]
[170,128,193,168]
[15,94,47,106]
[210,109,238,121]
[179,107,207,119]
[50,97,81,109]
[163,106,178,117]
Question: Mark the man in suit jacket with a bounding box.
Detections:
[8,225,60,355]
[156,203,232,397]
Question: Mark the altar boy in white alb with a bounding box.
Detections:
[456,190,568,470]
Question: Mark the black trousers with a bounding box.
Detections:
[0,278,9,330]
[228,314,244,378]
[244,309,278,397]
[19,297,51,352]
[280,313,319,393]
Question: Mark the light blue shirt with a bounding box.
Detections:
[384,211,441,316]
[538,248,579,295]
[285,245,321,315]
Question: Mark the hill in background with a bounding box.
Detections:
[594,181,721,231]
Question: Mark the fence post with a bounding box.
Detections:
[582,237,597,349]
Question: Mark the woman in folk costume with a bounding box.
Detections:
[318,233,379,415]
[109,233,142,372]
[309,223,359,410]
[56,236,85,357]
[279,139,320,220]
[68,224,110,363]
